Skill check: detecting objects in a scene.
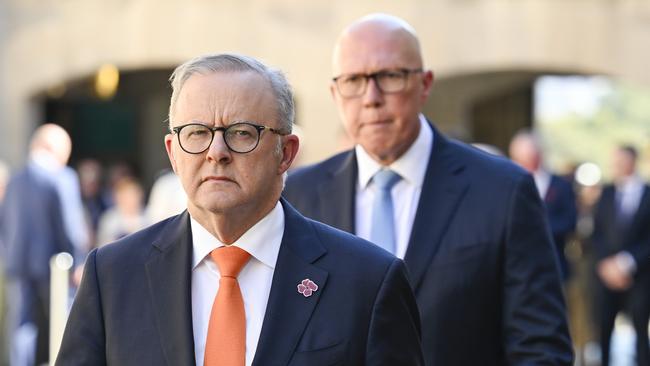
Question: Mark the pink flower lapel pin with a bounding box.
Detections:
[297,279,318,298]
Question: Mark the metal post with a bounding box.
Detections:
[49,252,73,365]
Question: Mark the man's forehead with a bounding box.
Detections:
[182,70,266,91]
[333,22,422,74]
[173,70,276,124]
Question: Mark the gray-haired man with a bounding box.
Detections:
[56,53,423,366]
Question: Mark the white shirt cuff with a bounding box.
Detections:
[615,251,637,275]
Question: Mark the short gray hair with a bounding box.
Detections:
[168,53,294,132]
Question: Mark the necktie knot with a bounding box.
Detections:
[373,169,401,191]
[211,246,251,278]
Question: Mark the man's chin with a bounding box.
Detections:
[360,139,397,158]
[192,196,240,215]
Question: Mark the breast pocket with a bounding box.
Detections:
[287,341,346,366]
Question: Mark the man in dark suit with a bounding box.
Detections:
[592,145,650,366]
[509,129,578,281]
[56,53,423,366]
[283,14,573,365]
[1,124,75,366]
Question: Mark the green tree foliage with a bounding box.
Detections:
[539,81,650,180]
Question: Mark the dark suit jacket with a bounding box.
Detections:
[1,163,73,281]
[592,184,650,272]
[55,199,424,366]
[543,175,577,279]
[284,123,573,366]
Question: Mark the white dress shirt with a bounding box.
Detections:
[355,114,433,259]
[616,174,644,219]
[191,202,284,366]
[613,174,645,274]
[533,169,552,200]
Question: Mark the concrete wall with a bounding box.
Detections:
[1,0,650,168]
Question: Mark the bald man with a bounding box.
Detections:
[284,14,573,365]
[509,130,577,281]
[1,124,77,365]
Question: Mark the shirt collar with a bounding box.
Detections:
[533,168,550,181]
[190,201,284,270]
[617,174,644,192]
[30,150,63,174]
[356,114,433,189]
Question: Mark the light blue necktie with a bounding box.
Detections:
[370,169,402,254]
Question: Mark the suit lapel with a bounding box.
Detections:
[603,186,617,227]
[145,212,196,366]
[317,152,357,233]
[403,126,469,292]
[628,185,650,237]
[252,199,328,366]
[544,176,557,204]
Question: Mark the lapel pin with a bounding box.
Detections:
[297,279,318,298]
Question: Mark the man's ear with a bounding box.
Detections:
[278,134,300,174]
[420,70,434,103]
[164,134,178,173]
[330,82,338,101]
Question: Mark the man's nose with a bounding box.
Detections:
[362,77,384,107]
[206,133,232,164]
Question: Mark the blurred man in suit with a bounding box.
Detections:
[284,14,573,365]
[1,124,75,366]
[509,129,578,281]
[56,53,423,366]
[592,145,650,366]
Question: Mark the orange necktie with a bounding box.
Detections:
[204,246,251,366]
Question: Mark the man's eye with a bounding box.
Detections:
[228,129,253,138]
[187,129,209,137]
[342,75,363,84]
[378,71,403,80]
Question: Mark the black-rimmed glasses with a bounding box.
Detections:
[171,122,288,154]
[332,68,423,98]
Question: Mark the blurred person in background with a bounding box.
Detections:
[509,129,578,281]
[146,169,186,223]
[592,145,650,366]
[77,159,111,243]
[1,124,75,366]
[0,160,9,203]
[96,176,148,247]
[284,13,572,366]
[57,161,89,264]
[0,160,10,365]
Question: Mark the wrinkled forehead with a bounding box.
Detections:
[333,21,423,75]
[172,71,277,125]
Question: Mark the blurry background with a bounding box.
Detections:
[1,0,649,181]
[1,1,650,365]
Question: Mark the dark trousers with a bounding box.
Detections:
[8,277,50,366]
[598,275,650,366]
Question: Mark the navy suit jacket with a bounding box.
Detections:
[592,184,650,272]
[543,175,577,279]
[55,199,424,366]
[284,123,573,365]
[1,163,73,280]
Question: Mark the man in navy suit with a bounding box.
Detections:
[1,124,75,366]
[283,14,573,365]
[592,145,650,366]
[509,129,578,281]
[56,53,423,366]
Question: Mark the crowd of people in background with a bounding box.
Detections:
[0,108,647,366]
[0,127,185,366]
[0,14,648,366]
